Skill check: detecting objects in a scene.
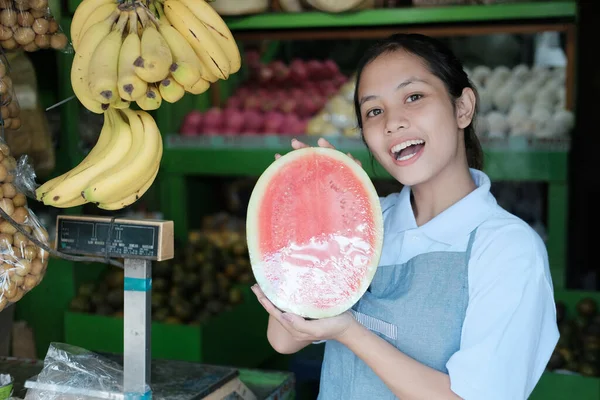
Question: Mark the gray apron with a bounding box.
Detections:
[317,229,477,399]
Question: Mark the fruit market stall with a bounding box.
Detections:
[0,0,595,399]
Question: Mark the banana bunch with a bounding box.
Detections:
[70,0,241,113]
[35,108,163,210]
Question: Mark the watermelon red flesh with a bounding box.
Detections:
[247,147,383,319]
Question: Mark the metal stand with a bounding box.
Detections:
[123,259,153,399]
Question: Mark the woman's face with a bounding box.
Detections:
[357,50,475,187]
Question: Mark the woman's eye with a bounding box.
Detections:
[366,108,382,118]
[407,94,422,103]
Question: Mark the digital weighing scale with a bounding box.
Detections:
[22,215,257,400]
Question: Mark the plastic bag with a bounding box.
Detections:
[0,137,50,312]
[4,50,55,178]
[0,53,20,132]
[23,343,136,400]
[0,0,70,53]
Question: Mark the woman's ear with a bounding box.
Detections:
[456,87,476,129]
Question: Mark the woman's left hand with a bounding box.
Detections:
[251,284,356,342]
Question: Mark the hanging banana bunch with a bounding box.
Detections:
[69,0,241,113]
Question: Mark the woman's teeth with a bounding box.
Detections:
[391,139,425,161]
[391,139,425,154]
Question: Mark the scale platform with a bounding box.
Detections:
[23,355,255,400]
[22,215,258,400]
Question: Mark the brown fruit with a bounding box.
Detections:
[0,38,16,50]
[7,102,18,117]
[50,32,67,49]
[14,27,35,45]
[22,41,37,51]
[12,193,26,207]
[29,0,47,10]
[33,33,49,48]
[0,9,16,27]
[0,25,12,40]
[30,8,45,18]
[3,183,17,198]
[17,11,33,26]
[31,17,47,34]
[47,18,57,33]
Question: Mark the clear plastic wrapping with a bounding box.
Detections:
[246,147,383,319]
[24,343,131,400]
[0,137,50,312]
[0,0,70,53]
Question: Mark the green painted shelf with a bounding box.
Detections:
[66,1,576,25]
[160,135,569,182]
[223,2,576,31]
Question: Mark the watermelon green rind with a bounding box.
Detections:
[246,147,384,319]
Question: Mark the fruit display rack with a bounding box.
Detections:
[154,1,577,290]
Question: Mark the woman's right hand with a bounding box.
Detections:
[275,137,362,168]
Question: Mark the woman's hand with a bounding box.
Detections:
[252,284,357,343]
[275,137,362,167]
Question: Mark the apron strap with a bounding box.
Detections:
[350,309,398,341]
[465,227,478,260]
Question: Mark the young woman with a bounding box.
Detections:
[251,33,559,400]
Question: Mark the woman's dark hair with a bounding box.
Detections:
[353,33,484,171]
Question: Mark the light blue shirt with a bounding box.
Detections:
[376,168,560,399]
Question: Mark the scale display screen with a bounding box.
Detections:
[57,218,160,259]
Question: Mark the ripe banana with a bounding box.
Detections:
[88,12,129,103]
[154,3,202,87]
[82,110,161,204]
[118,11,148,101]
[71,10,121,114]
[74,2,119,52]
[43,108,133,207]
[133,7,172,83]
[185,76,210,95]
[83,109,162,204]
[98,163,160,210]
[71,0,116,51]
[163,0,230,81]
[35,113,115,201]
[177,0,241,74]
[136,84,162,110]
[158,76,185,103]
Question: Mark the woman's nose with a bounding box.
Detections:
[385,113,409,134]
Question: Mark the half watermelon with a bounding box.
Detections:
[246,147,384,319]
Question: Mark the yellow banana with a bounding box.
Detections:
[177,0,241,74]
[75,2,119,51]
[71,9,121,114]
[71,0,116,51]
[43,108,133,207]
[118,11,147,101]
[98,163,160,210]
[35,113,115,201]
[185,76,210,95]
[84,109,162,204]
[88,12,129,103]
[133,6,172,83]
[111,98,131,109]
[136,84,162,110]
[158,76,185,103]
[154,3,202,87]
[163,0,229,81]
